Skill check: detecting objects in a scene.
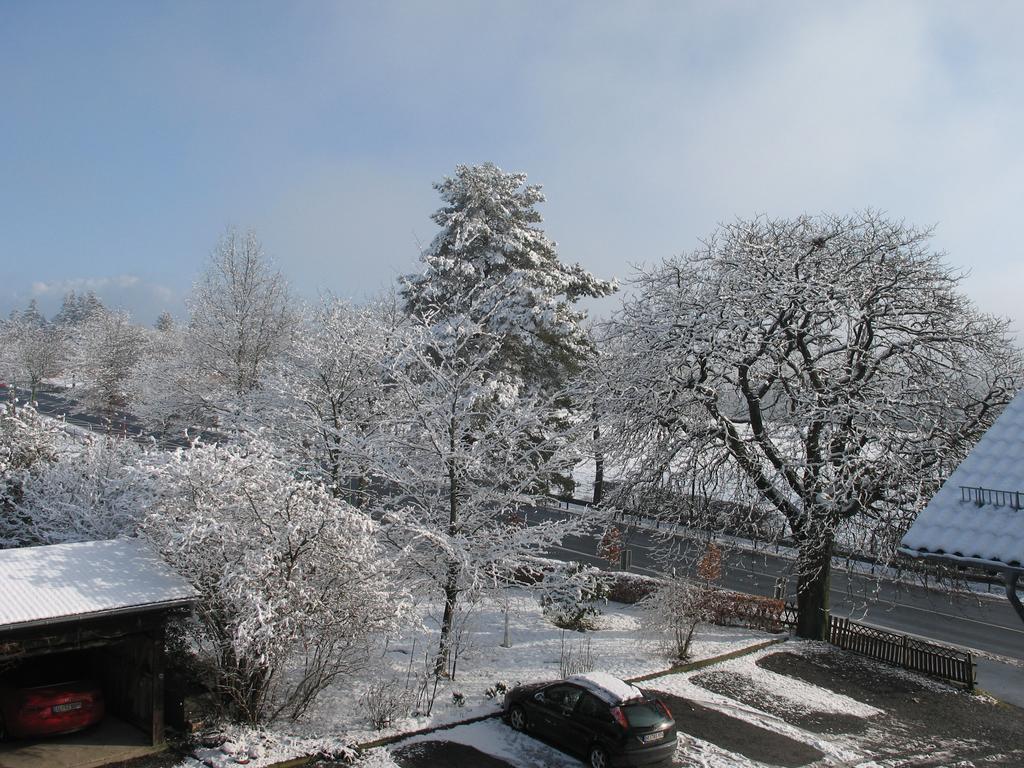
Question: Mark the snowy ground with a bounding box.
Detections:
[172,591,1024,768]
[360,641,1024,768]
[176,590,774,767]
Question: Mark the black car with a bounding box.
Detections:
[503,671,677,768]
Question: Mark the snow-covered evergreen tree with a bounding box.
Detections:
[401,163,614,393]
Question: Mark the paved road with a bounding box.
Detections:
[8,386,200,449]
[530,505,1024,707]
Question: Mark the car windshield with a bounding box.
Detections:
[623,701,669,728]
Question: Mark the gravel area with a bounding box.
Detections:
[657,692,825,767]
[391,739,515,768]
[758,644,1024,767]
[689,669,869,735]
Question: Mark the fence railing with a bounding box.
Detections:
[780,605,976,689]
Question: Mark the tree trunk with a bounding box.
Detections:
[435,425,460,677]
[593,404,604,506]
[795,537,833,640]
[435,560,459,677]
[1005,571,1024,625]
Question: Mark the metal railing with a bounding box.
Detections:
[959,486,1022,510]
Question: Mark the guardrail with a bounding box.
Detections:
[959,485,1022,510]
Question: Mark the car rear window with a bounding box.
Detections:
[623,701,669,728]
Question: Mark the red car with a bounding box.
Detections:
[0,679,105,740]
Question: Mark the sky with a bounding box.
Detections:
[1,1,1021,335]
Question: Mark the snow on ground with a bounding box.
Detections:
[644,642,875,765]
[296,589,772,747]
[175,590,774,768]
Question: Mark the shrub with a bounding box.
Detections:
[603,571,660,604]
[361,679,410,730]
[559,633,596,677]
[711,591,785,632]
[640,575,716,661]
[540,561,607,631]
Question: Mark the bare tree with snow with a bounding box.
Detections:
[259,297,404,502]
[600,212,1022,639]
[0,306,67,399]
[4,435,147,547]
[0,403,61,546]
[370,290,592,677]
[67,308,145,414]
[188,228,296,399]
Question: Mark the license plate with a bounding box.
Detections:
[52,701,83,714]
[642,731,664,743]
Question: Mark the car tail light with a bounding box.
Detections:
[610,706,629,730]
[656,699,672,720]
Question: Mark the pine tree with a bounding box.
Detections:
[400,163,614,394]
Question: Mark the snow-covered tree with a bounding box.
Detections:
[187,229,296,398]
[154,311,174,332]
[600,213,1022,639]
[68,309,145,413]
[0,404,61,546]
[400,163,614,393]
[264,297,403,501]
[143,438,404,724]
[126,323,203,432]
[370,296,592,675]
[52,291,106,327]
[0,310,66,398]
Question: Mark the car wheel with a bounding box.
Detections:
[588,744,609,768]
[509,704,528,732]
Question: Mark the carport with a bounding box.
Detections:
[0,539,196,768]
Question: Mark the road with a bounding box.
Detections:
[7,386,201,449]
[529,505,1024,707]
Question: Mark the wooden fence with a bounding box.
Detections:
[782,605,976,690]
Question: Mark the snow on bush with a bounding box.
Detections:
[0,403,61,545]
[640,572,717,661]
[10,434,148,546]
[143,437,405,724]
[539,561,607,631]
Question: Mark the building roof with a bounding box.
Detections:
[0,538,197,632]
[567,672,644,704]
[900,389,1024,572]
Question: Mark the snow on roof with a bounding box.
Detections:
[567,671,644,704]
[901,389,1024,571]
[0,538,197,631]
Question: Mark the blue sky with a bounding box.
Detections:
[2,2,1021,333]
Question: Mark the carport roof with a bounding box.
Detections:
[0,538,197,632]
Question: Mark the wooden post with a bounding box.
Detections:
[150,623,166,746]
